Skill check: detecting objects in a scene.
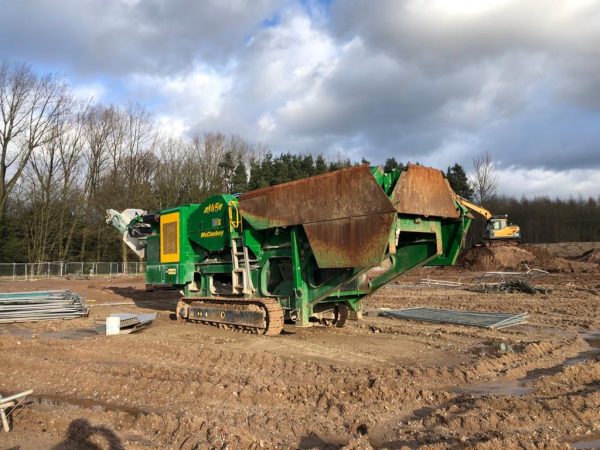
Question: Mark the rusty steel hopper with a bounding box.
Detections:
[239,164,459,269]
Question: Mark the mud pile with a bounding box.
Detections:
[532,242,600,259]
[458,245,536,271]
[459,244,599,272]
[579,248,600,264]
[525,244,599,272]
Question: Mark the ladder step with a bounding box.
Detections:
[233,268,245,273]
[235,252,245,256]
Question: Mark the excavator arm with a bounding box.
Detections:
[453,196,493,220]
[452,196,520,242]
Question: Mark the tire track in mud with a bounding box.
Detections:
[2,329,591,448]
[3,273,600,448]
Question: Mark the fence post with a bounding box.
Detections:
[12,263,15,281]
[81,262,84,275]
[47,262,50,278]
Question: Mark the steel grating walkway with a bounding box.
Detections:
[0,290,88,323]
[380,307,528,329]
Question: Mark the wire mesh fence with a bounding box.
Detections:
[0,262,146,280]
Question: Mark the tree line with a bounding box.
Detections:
[0,62,598,264]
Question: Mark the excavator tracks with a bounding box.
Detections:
[176,296,284,336]
[487,239,520,247]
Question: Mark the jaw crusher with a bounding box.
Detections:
[107,164,471,335]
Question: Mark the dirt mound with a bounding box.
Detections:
[579,248,600,264]
[531,242,600,259]
[459,244,599,272]
[458,245,536,271]
[525,245,599,272]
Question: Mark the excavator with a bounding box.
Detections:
[454,196,521,244]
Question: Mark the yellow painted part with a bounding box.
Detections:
[160,212,180,263]
[494,226,520,238]
[454,195,493,220]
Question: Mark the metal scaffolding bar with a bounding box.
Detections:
[0,290,88,323]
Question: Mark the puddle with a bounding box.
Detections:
[570,436,600,449]
[0,325,99,340]
[581,330,600,349]
[39,328,99,340]
[452,379,533,397]
[0,326,34,339]
[31,394,157,417]
[455,329,600,398]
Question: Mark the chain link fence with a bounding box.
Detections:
[0,262,146,281]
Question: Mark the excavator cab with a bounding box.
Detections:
[486,215,520,241]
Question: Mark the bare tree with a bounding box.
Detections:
[154,136,190,208]
[55,104,88,260]
[22,99,89,263]
[470,151,498,205]
[0,62,69,223]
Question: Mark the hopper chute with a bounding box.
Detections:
[239,164,461,269]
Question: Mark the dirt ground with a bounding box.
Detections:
[2,261,600,448]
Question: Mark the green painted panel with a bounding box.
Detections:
[188,194,236,252]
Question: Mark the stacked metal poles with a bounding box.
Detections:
[0,290,88,323]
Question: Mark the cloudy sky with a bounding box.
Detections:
[1,0,599,198]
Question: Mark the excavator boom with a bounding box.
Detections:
[453,196,520,242]
[454,196,493,220]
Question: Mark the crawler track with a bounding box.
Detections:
[177,296,284,336]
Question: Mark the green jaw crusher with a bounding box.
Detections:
[107,164,471,335]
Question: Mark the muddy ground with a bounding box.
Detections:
[1,267,600,449]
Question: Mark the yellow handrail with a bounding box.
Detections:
[228,200,242,232]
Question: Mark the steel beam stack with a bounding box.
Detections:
[0,290,88,323]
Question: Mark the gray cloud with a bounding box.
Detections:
[0,0,280,75]
[1,0,599,194]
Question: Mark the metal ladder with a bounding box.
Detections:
[231,236,255,295]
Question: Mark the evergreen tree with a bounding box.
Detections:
[329,158,352,171]
[446,163,473,200]
[231,162,248,193]
[261,152,274,186]
[248,158,263,190]
[300,154,315,178]
[218,151,237,193]
[384,157,399,171]
[315,155,327,174]
[383,157,406,172]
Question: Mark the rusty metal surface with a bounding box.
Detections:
[239,165,395,229]
[392,164,460,219]
[304,213,396,268]
[239,166,397,268]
